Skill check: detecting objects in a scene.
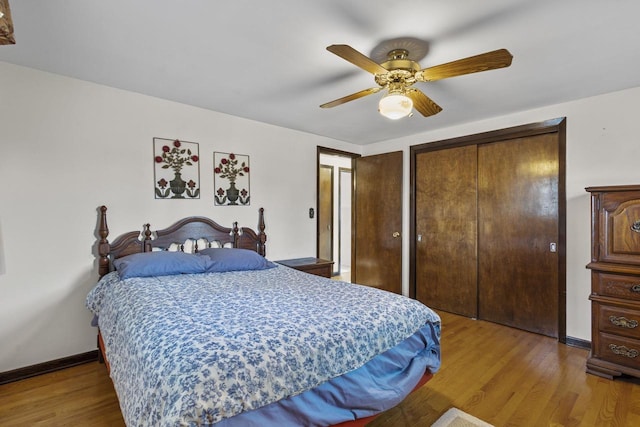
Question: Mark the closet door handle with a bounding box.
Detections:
[392,232,401,238]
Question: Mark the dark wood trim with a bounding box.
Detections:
[338,167,352,276]
[557,118,568,343]
[319,164,335,263]
[317,146,362,159]
[409,145,417,299]
[410,117,566,153]
[410,117,567,341]
[316,147,360,262]
[565,336,591,350]
[0,350,99,385]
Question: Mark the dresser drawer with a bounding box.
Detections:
[592,271,640,301]
[595,332,640,370]
[597,304,640,339]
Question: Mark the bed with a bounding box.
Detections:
[87,206,441,426]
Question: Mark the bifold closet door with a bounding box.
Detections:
[415,145,478,317]
[477,134,559,337]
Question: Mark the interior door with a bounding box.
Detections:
[415,145,478,317]
[353,151,403,294]
[318,165,333,262]
[478,133,559,337]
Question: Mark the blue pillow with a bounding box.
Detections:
[113,251,209,279]
[198,248,276,272]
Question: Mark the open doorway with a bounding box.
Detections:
[317,147,359,281]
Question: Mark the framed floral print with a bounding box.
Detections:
[214,152,250,206]
[153,138,200,199]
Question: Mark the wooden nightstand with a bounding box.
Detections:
[275,257,334,278]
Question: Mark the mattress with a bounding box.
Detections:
[86,264,441,426]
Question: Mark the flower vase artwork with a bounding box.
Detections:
[154,138,200,199]
[214,152,250,206]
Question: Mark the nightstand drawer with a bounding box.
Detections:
[275,257,334,278]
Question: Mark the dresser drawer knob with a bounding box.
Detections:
[632,284,640,293]
[609,315,639,329]
[609,344,639,358]
[632,220,640,233]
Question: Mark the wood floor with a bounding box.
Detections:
[2,311,640,426]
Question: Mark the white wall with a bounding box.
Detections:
[0,62,361,372]
[363,85,640,342]
[3,60,639,372]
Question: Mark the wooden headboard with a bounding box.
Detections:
[96,206,267,277]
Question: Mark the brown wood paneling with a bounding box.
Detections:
[353,151,403,294]
[477,133,559,337]
[415,145,478,317]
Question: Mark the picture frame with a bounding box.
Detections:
[153,138,200,199]
[213,152,250,206]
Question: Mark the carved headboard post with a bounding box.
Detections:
[257,207,266,256]
[98,206,111,277]
[232,222,240,248]
[142,224,153,252]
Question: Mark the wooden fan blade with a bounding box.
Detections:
[327,44,388,75]
[406,89,442,117]
[320,87,382,108]
[416,49,513,82]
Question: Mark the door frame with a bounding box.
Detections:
[316,147,360,272]
[318,164,334,263]
[409,117,567,342]
[338,167,352,276]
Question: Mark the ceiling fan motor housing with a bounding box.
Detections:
[376,49,421,88]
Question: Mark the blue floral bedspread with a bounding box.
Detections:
[86,265,441,426]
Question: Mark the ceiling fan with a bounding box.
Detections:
[320,44,513,120]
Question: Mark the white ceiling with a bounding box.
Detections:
[1,0,639,145]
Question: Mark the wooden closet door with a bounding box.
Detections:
[415,145,478,317]
[477,134,559,337]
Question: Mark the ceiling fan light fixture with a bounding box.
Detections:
[378,92,413,120]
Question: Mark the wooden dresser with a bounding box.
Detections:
[587,185,640,379]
